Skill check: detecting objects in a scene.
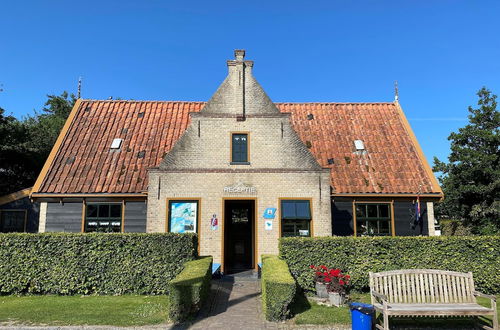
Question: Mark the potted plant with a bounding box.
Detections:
[310,265,331,299]
[326,268,350,307]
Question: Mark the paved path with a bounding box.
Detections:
[176,277,348,330]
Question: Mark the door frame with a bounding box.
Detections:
[221,197,258,273]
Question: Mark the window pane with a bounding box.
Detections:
[282,219,310,237]
[232,134,248,162]
[87,204,98,218]
[355,203,392,236]
[1,211,25,233]
[356,205,366,218]
[281,201,296,219]
[295,201,311,219]
[98,204,109,217]
[367,204,377,218]
[110,205,121,218]
[379,204,389,218]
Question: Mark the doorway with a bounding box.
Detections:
[224,199,255,274]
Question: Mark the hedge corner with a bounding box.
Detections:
[261,254,296,322]
[168,256,213,323]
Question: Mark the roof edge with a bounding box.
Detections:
[394,101,443,196]
[31,99,83,196]
[0,187,32,206]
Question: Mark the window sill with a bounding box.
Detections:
[230,162,251,165]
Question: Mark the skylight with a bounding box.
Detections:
[354,140,365,151]
[110,138,122,149]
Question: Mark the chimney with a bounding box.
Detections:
[226,49,254,120]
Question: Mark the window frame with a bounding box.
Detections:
[279,198,313,238]
[0,209,27,233]
[353,201,395,237]
[166,199,201,235]
[83,202,123,233]
[230,132,250,164]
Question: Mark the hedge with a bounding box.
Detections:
[0,233,197,295]
[279,236,500,294]
[261,254,296,321]
[168,256,213,323]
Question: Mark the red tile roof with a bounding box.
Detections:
[33,100,441,196]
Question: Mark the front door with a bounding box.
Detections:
[224,200,254,274]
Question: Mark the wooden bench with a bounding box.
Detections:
[369,269,498,330]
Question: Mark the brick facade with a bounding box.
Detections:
[147,50,331,268]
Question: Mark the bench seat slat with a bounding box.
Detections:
[373,303,494,315]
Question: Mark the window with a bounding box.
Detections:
[281,200,311,237]
[231,133,248,163]
[168,200,199,234]
[85,203,122,232]
[0,210,26,233]
[355,203,391,236]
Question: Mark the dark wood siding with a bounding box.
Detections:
[394,201,428,236]
[332,198,354,236]
[0,197,39,233]
[46,202,82,232]
[332,198,429,236]
[124,202,147,233]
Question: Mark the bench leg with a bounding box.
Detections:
[383,312,389,330]
[493,311,498,330]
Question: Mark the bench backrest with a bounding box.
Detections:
[369,269,476,304]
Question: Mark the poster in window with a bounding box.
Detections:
[169,201,198,233]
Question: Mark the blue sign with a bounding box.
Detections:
[263,207,276,219]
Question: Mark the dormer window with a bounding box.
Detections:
[231,133,249,164]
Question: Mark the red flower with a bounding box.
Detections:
[330,269,341,277]
[345,274,350,279]
[310,265,315,269]
[320,265,327,270]
[324,277,332,282]
[316,271,322,276]
[339,280,345,285]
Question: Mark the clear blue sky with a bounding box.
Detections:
[1,0,499,166]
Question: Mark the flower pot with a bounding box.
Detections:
[315,282,329,298]
[328,292,345,307]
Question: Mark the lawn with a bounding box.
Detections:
[0,295,170,326]
[291,293,499,328]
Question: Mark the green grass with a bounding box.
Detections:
[291,293,500,328]
[0,295,170,326]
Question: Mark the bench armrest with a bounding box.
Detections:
[371,290,388,303]
[473,291,496,301]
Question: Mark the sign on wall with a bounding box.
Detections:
[210,214,218,230]
[265,220,273,230]
[263,207,276,219]
[168,201,198,234]
[223,182,257,194]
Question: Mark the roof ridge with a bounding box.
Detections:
[80,99,396,105]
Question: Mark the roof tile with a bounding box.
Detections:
[37,100,439,195]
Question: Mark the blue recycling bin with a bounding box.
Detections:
[350,302,375,330]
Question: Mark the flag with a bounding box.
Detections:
[415,195,421,225]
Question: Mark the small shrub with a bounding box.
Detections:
[261,254,296,321]
[0,233,197,295]
[168,256,212,323]
[440,219,473,236]
[279,236,500,294]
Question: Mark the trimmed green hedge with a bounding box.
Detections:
[0,233,197,295]
[168,256,212,323]
[279,236,500,294]
[261,254,296,321]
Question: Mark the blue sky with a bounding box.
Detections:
[1,0,499,166]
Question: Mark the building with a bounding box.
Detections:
[0,188,39,233]
[31,50,442,273]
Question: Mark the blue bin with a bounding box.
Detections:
[350,302,375,330]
